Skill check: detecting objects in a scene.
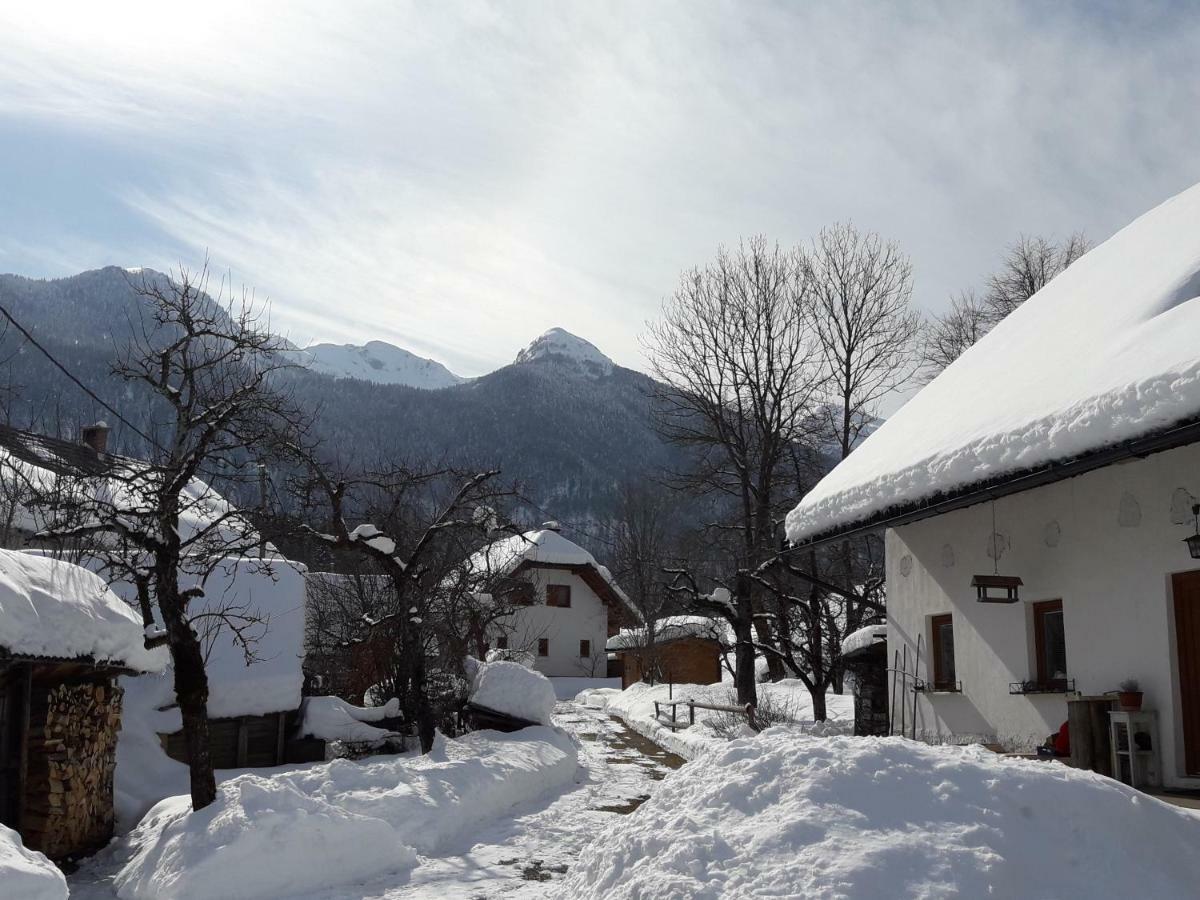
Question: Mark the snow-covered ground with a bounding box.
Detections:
[582,679,853,759]
[561,728,1200,899]
[68,700,679,899]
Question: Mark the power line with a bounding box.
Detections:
[0,300,164,451]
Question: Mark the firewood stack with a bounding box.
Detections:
[23,676,124,860]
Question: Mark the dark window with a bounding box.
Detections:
[508,581,535,606]
[1034,599,1067,690]
[579,639,591,658]
[496,635,509,650]
[931,614,956,690]
[538,638,549,657]
[546,584,571,608]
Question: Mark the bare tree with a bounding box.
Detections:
[925,232,1090,376]
[645,237,823,705]
[34,266,306,811]
[296,457,514,754]
[801,222,921,459]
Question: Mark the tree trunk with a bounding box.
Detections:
[169,615,217,810]
[732,580,758,707]
[809,682,828,722]
[411,645,436,754]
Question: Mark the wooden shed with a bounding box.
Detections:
[0,551,166,861]
[608,617,725,689]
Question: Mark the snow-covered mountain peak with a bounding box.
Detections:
[301,340,465,389]
[513,327,614,376]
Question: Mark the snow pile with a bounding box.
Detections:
[485,647,535,667]
[0,549,166,671]
[114,727,577,900]
[470,659,557,725]
[547,676,620,700]
[0,823,67,900]
[583,680,852,760]
[607,615,727,651]
[841,623,887,657]
[513,327,614,376]
[787,181,1200,543]
[299,696,401,743]
[561,731,1200,899]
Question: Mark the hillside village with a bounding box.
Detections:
[4,5,1200,900]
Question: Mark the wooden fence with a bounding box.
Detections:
[653,698,760,732]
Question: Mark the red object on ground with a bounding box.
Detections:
[1053,721,1070,756]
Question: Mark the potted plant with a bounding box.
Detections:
[1117,678,1143,711]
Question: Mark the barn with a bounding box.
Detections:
[607,616,726,689]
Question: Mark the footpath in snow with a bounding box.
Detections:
[68,699,679,899]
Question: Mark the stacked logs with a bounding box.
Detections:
[23,675,123,860]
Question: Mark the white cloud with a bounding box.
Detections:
[2,2,1199,379]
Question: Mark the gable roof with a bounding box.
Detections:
[787,181,1200,546]
[464,528,635,614]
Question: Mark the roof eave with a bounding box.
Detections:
[788,414,1200,552]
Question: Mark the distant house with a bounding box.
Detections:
[0,422,313,771]
[466,525,633,677]
[607,616,725,689]
[786,182,1200,789]
[0,550,165,860]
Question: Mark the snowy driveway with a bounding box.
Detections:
[69,699,683,900]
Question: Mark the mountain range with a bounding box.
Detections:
[0,267,685,524]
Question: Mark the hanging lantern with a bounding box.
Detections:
[971,574,1023,603]
[1185,504,1200,560]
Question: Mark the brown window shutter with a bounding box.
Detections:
[579,639,590,657]
[538,638,549,657]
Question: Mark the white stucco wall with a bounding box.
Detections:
[886,440,1200,788]
[490,566,611,677]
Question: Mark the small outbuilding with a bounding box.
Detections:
[607,616,725,689]
[0,549,165,860]
[840,622,889,736]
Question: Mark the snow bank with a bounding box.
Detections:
[584,680,852,760]
[607,615,726,651]
[0,549,165,672]
[561,730,1200,899]
[298,696,400,743]
[548,676,620,700]
[0,823,67,900]
[470,659,556,725]
[787,181,1200,543]
[115,727,578,900]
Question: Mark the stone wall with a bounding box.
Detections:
[844,646,889,737]
[23,674,122,860]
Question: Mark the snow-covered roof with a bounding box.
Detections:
[840,623,887,658]
[787,182,1200,543]
[0,550,166,672]
[464,528,632,609]
[607,615,727,651]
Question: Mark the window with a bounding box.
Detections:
[508,581,534,606]
[538,638,549,657]
[931,614,956,690]
[579,639,591,658]
[1034,599,1067,690]
[496,636,509,650]
[546,584,572,608]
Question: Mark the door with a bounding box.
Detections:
[1173,570,1200,776]
[0,667,28,829]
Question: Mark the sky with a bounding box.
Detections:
[1,1,1199,382]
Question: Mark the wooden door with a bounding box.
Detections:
[0,668,28,830]
[1173,570,1200,776]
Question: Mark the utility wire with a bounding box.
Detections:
[0,300,164,451]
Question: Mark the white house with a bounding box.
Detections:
[787,181,1200,789]
[466,525,632,677]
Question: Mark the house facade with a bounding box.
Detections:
[473,526,632,678]
[786,181,1200,790]
[887,440,1200,785]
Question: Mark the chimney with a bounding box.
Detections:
[81,421,110,454]
[542,520,562,533]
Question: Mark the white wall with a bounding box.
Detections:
[886,440,1200,788]
[490,566,611,677]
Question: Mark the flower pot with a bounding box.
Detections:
[1118,690,1143,711]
